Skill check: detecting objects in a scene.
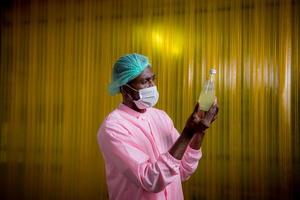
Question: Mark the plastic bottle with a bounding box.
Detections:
[198,68,216,111]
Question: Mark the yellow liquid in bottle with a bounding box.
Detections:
[198,69,216,111]
[198,89,215,111]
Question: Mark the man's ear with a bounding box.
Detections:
[120,85,130,95]
[120,85,133,101]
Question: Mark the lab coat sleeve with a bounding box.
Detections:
[179,144,202,181]
[98,121,181,193]
[161,111,202,181]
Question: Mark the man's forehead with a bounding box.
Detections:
[136,67,153,80]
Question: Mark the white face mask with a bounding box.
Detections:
[126,84,159,109]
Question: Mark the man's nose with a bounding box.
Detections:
[148,80,155,87]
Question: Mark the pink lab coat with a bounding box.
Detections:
[97,103,202,200]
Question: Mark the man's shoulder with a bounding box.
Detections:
[102,109,124,126]
[98,109,126,137]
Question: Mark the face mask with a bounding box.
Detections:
[125,84,159,109]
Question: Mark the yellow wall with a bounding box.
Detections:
[0,0,299,199]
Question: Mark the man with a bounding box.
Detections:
[97,53,218,200]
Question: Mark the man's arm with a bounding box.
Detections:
[189,132,205,150]
[98,122,182,193]
[168,127,194,160]
[168,102,218,159]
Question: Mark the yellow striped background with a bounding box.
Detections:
[0,0,299,199]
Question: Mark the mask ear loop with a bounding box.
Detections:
[125,84,143,100]
[121,85,135,101]
[125,84,138,92]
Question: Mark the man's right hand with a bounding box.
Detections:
[169,99,219,159]
[185,99,219,134]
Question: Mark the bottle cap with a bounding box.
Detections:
[210,68,217,74]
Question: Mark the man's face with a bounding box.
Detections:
[124,66,156,100]
[129,67,156,89]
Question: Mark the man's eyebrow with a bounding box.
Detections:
[141,74,155,80]
[148,74,156,79]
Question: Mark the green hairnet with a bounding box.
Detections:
[108,53,151,95]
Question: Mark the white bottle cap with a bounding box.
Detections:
[210,68,217,74]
